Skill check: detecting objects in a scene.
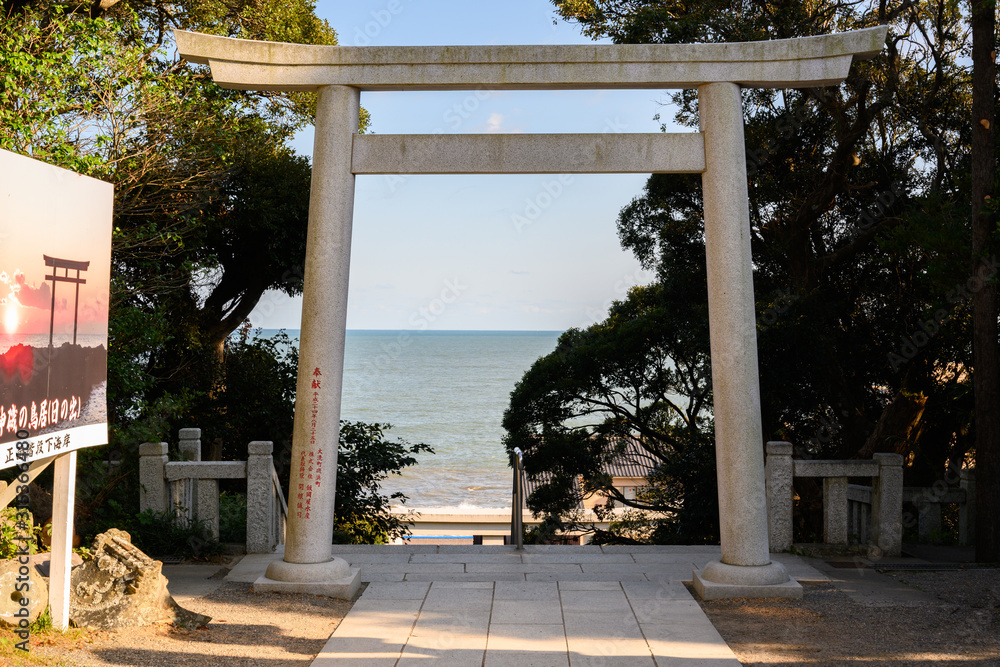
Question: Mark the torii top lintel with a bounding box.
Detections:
[174,26,887,93]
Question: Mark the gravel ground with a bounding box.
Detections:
[1,581,355,667]
[3,566,999,666]
[698,569,1000,666]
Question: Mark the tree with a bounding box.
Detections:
[503,280,720,543]
[334,422,433,544]
[969,0,998,562]
[551,0,976,461]
[0,0,369,455]
[187,326,299,465]
[180,327,432,545]
[508,0,986,543]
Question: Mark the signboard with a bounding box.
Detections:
[0,149,112,468]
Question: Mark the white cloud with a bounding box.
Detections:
[485,113,505,133]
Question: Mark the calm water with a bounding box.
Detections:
[263,329,561,509]
[0,332,109,427]
[0,332,107,355]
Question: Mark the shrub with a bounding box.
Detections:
[219,491,247,543]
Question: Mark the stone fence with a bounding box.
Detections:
[766,442,978,556]
[139,428,286,554]
[883,471,974,545]
[765,441,903,556]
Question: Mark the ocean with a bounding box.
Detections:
[263,329,562,509]
[0,332,109,428]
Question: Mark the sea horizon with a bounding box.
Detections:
[256,328,565,335]
[254,328,565,509]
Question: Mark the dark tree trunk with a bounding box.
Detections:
[971,0,999,563]
[858,390,928,459]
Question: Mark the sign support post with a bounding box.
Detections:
[49,451,77,631]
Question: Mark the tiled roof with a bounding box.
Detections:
[517,437,663,508]
[601,437,663,479]
[522,472,583,510]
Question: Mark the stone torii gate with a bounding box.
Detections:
[176,26,887,599]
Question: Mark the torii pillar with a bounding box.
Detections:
[175,26,887,600]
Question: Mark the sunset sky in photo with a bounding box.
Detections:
[0,149,113,339]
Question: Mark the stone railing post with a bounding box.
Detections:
[823,477,849,545]
[176,429,201,524]
[916,492,942,542]
[870,453,903,557]
[765,441,794,552]
[246,441,275,554]
[138,442,168,514]
[178,428,202,461]
[959,468,976,546]
[196,478,220,541]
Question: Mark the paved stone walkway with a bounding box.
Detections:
[227,545,828,666]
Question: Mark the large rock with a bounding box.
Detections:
[69,528,210,630]
[0,558,48,627]
[0,552,87,627]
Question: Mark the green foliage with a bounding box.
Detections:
[182,327,299,462]
[333,422,433,545]
[29,606,51,633]
[171,418,429,547]
[0,2,379,550]
[219,491,247,543]
[504,0,986,544]
[545,0,979,474]
[85,500,220,559]
[0,0,369,463]
[503,282,719,543]
[0,508,37,559]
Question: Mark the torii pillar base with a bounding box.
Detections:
[255,559,360,600]
[692,561,802,600]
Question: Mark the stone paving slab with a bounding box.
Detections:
[224,546,828,665]
[492,581,560,600]
[365,573,407,582]
[364,563,465,574]
[465,563,584,574]
[409,553,526,563]
[404,572,528,582]
[307,549,758,666]
[346,553,415,565]
[227,545,829,588]
[521,553,636,563]
[525,572,651,582]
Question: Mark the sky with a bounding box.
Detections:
[247,0,686,332]
[0,149,113,339]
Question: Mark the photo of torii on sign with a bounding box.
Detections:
[0,149,113,469]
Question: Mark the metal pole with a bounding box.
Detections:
[512,447,524,550]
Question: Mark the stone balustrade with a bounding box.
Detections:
[902,468,976,544]
[139,429,286,554]
[765,441,903,557]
